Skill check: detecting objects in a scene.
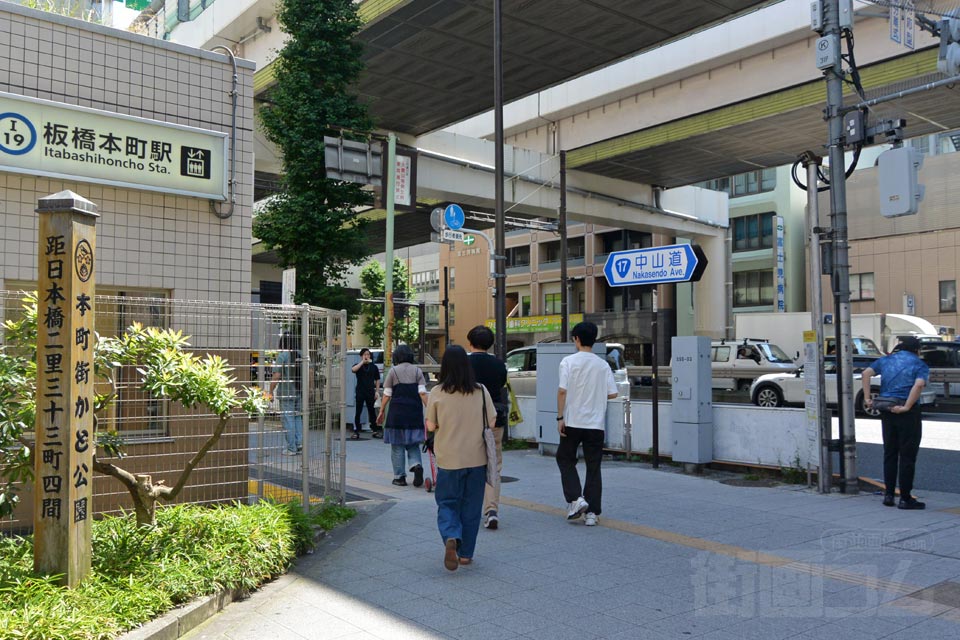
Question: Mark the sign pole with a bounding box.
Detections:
[651,289,659,469]
[33,190,98,587]
[383,133,396,366]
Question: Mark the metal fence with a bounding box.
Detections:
[0,291,347,534]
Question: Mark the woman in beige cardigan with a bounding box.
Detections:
[426,345,496,571]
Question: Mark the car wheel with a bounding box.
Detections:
[736,379,751,392]
[857,388,881,418]
[753,385,783,407]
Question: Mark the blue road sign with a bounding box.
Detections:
[602,243,707,287]
[443,203,465,231]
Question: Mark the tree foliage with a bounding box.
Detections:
[253,0,374,315]
[0,294,267,526]
[359,259,419,347]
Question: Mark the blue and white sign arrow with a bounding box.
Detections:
[443,203,465,231]
[602,243,707,287]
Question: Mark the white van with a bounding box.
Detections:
[710,339,798,390]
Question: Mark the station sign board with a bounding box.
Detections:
[0,91,227,200]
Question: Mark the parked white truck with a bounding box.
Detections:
[734,312,890,360]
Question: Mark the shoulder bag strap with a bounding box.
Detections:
[478,384,489,431]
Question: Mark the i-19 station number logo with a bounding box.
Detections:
[0,112,37,156]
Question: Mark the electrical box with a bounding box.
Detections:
[671,336,713,464]
[838,0,853,30]
[878,146,924,218]
[536,342,605,446]
[810,1,823,33]
[844,110,864,145]
[815,36,836,70]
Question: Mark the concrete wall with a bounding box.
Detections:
[0,4,255,303]
[511,396,814,469]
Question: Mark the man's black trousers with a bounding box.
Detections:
[881,406,922,498]
[354,395,378,433]
[556,426,604,515]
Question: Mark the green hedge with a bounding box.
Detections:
[0,500,353,640]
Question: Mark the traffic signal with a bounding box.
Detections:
[938,9,960,76]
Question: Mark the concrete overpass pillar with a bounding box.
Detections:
[693,234,726,338]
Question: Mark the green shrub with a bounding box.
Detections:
[0,500,352,640]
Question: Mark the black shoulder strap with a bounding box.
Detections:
[478,384,489,430]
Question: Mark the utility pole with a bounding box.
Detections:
[493,0,507,360]
[559,151,569,341]
[801,151,832,493]
[822,0,857,493]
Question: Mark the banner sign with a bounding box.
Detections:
[775,215,785,311]
[486,313,584,335]
[0,91,227,200]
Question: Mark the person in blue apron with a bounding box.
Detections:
[377,344,427,486]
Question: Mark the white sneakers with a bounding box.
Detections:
[566,496,589,520]
[584,512,598,526]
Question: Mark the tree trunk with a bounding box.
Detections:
[94,415,231,527]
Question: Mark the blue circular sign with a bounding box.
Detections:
[0,112,37,156]
[443,203,465,231]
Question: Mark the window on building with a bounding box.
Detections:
[849,272,875,301]
[544,293,561,314]
[412,270,440,294]
[521,295,531,316]
[940,280,957,313]
[506,246,530,267]
[448,303,455,326]
[599,230,652,255]
[258,280,282,304]
[697,168,775,197]
[449,267,455,290]
[733,270,775,307]
[733,212,775,252]
[424,304,441,327]
[603,285,652,312]
[542,241,561,264]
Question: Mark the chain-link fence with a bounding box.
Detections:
[0,291,347,535]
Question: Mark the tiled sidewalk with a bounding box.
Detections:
[184,438,960,640]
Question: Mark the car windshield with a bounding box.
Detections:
[852,338,883,356]
[757,343,793,363]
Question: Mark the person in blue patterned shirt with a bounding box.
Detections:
[861,336,929,510]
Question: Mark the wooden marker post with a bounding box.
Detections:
[33,190,99,587]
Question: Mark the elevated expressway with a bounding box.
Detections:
[242,1,960,334]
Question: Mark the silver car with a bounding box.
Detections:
[750,361,935,416]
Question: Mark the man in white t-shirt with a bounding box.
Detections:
[556,322,618,526]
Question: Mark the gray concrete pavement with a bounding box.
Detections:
[185,436,960,640]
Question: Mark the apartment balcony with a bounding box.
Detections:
[506,263,531,275]
[539,257,585,271]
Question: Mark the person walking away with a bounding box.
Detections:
[269,332,303,456]
[556,322,618,526]
[377,345,427,486]
[862,336,929,510]
[466,325,508,530]
[427,345,497,570]
[351,348,381,440]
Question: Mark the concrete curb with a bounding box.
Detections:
[121,589,241,640]
[118,500,393,640]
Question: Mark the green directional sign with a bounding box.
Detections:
[463,235,475,246]
[125,0,151,9]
